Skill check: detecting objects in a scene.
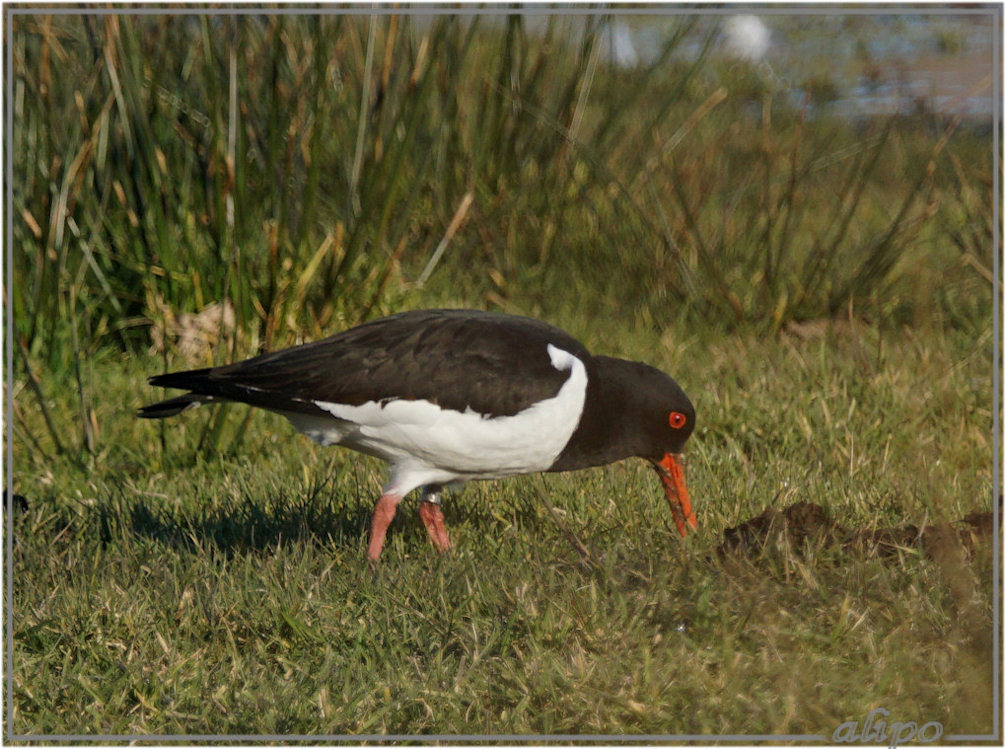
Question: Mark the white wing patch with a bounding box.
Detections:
[283,345,588,497]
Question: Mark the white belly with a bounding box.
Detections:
[282,344,588,496]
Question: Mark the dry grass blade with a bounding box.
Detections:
[349,14,378,217]
[16,337,66,456]
[417,192,475,287]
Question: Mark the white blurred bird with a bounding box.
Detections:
[723,15,771,62]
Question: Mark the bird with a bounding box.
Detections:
[139,309,696,560]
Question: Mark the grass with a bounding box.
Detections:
[10,316,994,736]
[11,13,995,360]
[7,9,998,741]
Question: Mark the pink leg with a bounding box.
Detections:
[419,502,453,553]
[368,492,402,561]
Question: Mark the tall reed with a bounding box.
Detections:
[11,12,991,459]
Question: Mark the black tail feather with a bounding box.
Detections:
[137,393,214,419]
[148,368,214,391]
[141,365,323,417]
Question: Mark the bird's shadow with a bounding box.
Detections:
[111,479,557,558]
[118,492,373,556]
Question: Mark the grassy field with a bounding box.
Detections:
[8,10,999,740]
[11,314,995,737]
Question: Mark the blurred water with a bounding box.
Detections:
[405,12,997,119]
[606,13,998,119]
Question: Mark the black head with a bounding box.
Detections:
[592,356,695,460]
[593,356,696,537]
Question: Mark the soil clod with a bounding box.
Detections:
[718,501,994,565]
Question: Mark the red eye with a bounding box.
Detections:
[669,411,687,429]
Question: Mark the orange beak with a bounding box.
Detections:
[655,453,696,537]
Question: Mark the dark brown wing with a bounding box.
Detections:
[142,309,592,419]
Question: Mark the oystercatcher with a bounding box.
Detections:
[139,309,696,559]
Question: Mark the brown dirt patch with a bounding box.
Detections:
[718,501,993,563]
